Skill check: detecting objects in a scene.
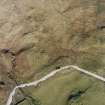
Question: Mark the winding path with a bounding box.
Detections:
[6,65,105,105]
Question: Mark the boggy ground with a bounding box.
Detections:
[0,0,105,105]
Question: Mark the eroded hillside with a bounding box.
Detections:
[0,0,105,105]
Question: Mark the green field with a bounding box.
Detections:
[15,68,105,105]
